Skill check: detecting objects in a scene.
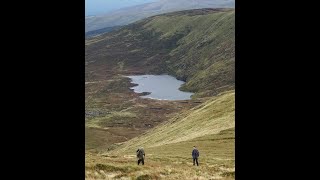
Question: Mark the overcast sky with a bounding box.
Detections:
[85,0,156,16]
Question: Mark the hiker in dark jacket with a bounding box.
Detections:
[136,147,145,165]
[192,146,199,166]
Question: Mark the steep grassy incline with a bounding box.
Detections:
[110,90,234,154]
[85,8,234,97]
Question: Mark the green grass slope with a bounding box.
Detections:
[110,90,234,155]
[86,8,235,97]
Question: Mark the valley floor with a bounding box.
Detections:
[85,74,201,152]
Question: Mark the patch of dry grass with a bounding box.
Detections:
[86,148,234,179]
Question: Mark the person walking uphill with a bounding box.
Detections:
[136,147,145,165]
[192,146,199,166]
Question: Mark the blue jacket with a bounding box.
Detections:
[192,149,199,158]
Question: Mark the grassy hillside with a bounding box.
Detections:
[112,90,234,153]
[86,8,235,97]
[85,91,235,179]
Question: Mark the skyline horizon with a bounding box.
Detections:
[85,0,156,16]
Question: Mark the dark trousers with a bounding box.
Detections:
[193,158,199,166]
[138,158,144,165]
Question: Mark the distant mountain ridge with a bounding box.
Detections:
[85,26,122,38]
[85,0,235,32]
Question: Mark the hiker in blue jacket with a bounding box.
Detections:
[192,146,199,166]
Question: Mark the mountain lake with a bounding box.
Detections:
[127,75,194,100]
